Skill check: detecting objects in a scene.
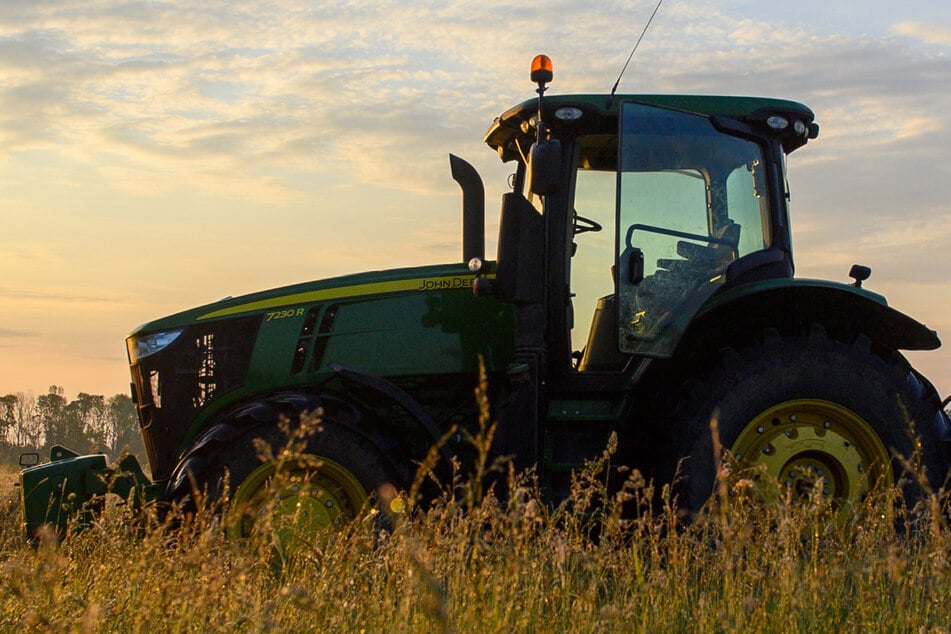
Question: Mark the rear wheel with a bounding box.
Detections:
[729,399,893,502]
[666,329,946,516]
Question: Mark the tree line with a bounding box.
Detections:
[0,386,146,464]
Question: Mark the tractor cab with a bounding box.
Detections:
[481,59,819,377]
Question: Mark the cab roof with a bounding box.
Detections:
[485,93,816,161]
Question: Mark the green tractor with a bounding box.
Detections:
[20,56,950,539]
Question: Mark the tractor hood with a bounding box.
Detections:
[126,262,513,480]
[129,263,486,336]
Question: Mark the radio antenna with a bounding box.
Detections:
[608,0,664,103]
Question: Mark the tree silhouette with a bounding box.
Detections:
[2,386,146,463]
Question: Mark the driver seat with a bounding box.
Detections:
[577,294,631,372]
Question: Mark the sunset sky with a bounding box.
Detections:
[1,0,949,400]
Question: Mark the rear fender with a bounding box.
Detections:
[691,279,940,354]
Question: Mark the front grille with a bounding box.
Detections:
[130,315,261,479]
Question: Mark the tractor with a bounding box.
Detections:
[20,56,951,539]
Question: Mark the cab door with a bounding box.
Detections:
[616,102,772,358]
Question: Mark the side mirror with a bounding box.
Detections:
[495,192,545,304]
[528,139,561,195]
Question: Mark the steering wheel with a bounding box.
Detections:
[573,211,603,235]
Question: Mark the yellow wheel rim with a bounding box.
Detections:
[730,399,893,504]
[226,455,368,545]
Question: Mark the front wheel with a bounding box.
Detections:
[167,394,403,542]
[667,329,946,516]
[223,424,399,544]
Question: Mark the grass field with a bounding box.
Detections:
[2,445,950,632]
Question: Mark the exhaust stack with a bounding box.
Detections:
[449,154,485,263]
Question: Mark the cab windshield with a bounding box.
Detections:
[571,102,771,366]
[617,102,770,355]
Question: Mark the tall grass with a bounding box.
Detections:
[4,372,951,634]
[3,433,950,633]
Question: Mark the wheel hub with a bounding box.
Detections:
[730,399,892,504]
[227,455,368,544]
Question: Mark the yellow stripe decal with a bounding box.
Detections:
[197,275,478,321]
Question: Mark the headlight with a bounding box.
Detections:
[127,328,184,363]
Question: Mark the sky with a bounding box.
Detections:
[1,0,949,401]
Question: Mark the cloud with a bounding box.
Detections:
[0,286,121,305]
[0,326,34,339]
[894,22,951,46]
[0,2,946,257]
[0,2,947,230]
